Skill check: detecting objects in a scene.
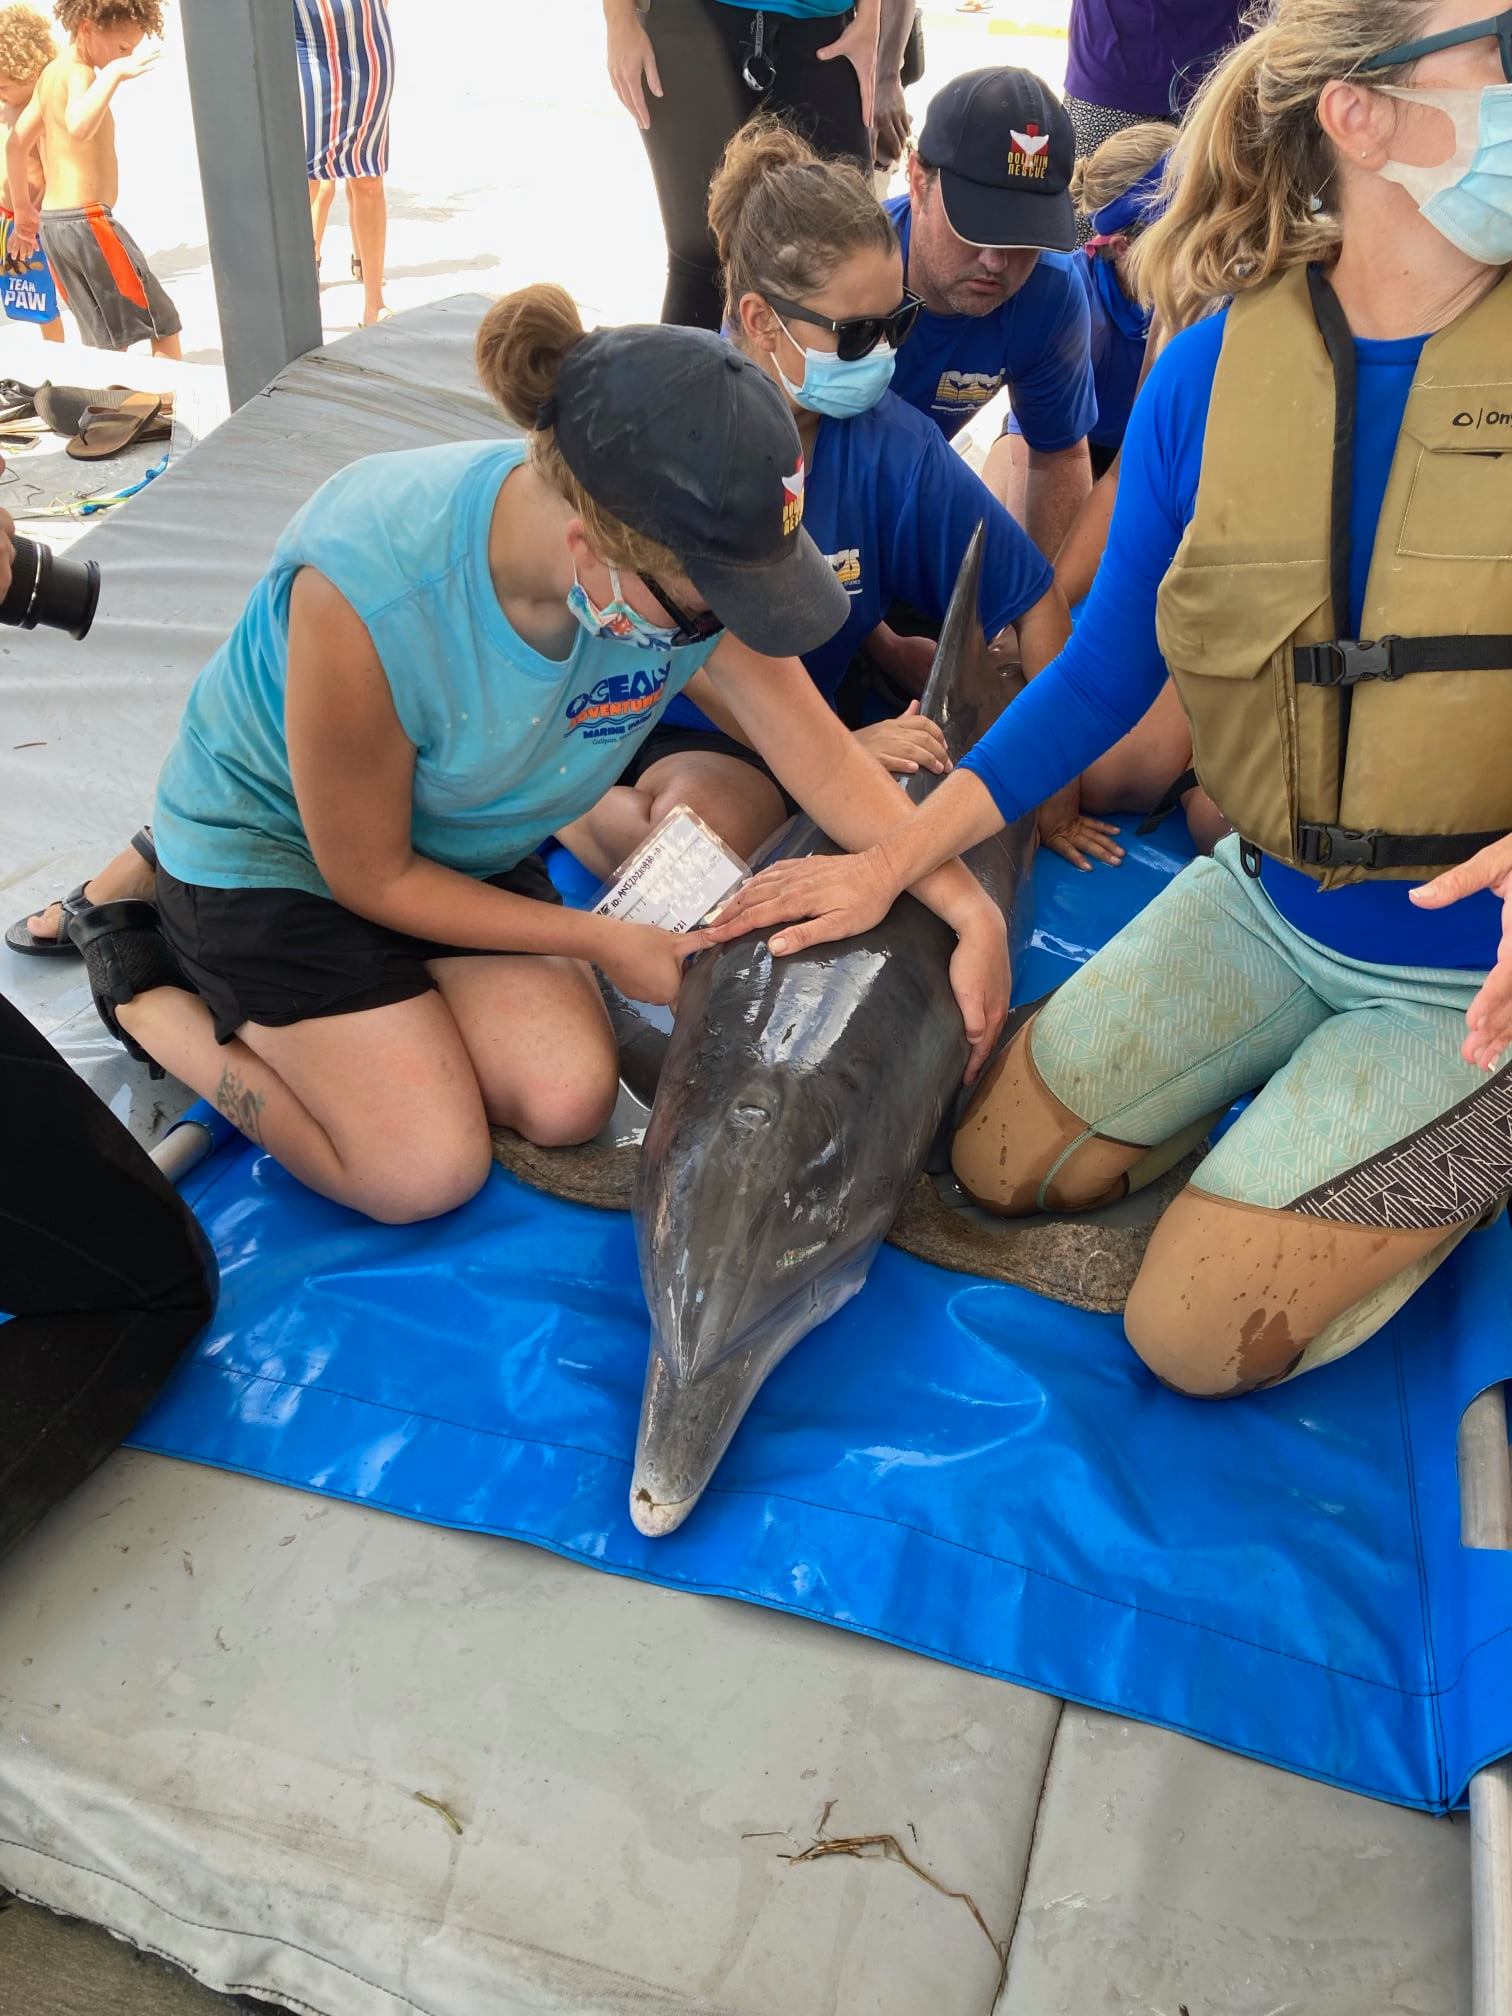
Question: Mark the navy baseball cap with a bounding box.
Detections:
[918,67,1076,253]
[544,324,848,661]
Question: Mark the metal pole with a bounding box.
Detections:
[1460,1381,1512,2015]
[149,1117,216,1186]
[179,0,323,409]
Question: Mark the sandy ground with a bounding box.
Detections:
[0,0,1062,526]
[65,0,1069,367]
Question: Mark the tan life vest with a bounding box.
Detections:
[1154,262,1512,889]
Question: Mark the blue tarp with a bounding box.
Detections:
[130,815,1512,1813]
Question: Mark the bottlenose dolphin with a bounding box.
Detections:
[630,525,1036,1536]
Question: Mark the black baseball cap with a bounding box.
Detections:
[544,324,848,660]
[918,67,1076,253]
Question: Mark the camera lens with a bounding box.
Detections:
[0,535,101,640]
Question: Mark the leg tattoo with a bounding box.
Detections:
[215,1066,266,1145]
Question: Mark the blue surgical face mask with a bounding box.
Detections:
[566,564,678,650]
[773,315,896,419]
[1374,83,1512,266]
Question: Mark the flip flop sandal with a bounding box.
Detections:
[5,881,92,956]
[69,897,193,1079]
[66,393,163,461]
[351,253,363,280]
[3,826,157,958]
[34,380,132,437]
[83,401,173,447]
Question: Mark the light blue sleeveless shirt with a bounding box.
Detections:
[153,439,721,896]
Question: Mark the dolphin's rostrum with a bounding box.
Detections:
[631,526,1036,1535]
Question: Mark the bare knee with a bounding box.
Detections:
[648,777,782,861]
[512,1053,619,1149]
[361,1138,493,1225]
[514,1077,617,1149]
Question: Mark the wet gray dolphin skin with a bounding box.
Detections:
[630,525,1035,1536]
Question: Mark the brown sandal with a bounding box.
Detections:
[66,392,167,461]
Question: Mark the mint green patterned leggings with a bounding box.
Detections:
[1030,838,1510,1228]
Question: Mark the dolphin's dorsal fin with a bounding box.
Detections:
[911,522,1018,788]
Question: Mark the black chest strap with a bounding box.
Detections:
[1293,824,1505,871]
[1294,635,1512,685]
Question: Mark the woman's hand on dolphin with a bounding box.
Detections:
[1410,834,1512,1070]
[950,914,1010,1084]
[598,920,714,1008]
[853,703,950,777]
[704,848,899,955]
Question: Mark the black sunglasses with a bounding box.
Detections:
[765,290,924,362]
[640,574,725,647]
[1359,6,1512,81]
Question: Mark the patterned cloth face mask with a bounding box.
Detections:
[1373,83,1512,266]
[566,564,680,650]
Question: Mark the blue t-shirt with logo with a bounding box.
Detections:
[884,193,1097,451]
[662,390,1053,733]
[959,309,1500,970]
[1005,249,1150,454]
[154,439,722,897]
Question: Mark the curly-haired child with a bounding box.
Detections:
[0,5,63,338]
[5,0,180,354]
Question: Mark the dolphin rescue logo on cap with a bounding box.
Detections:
[781,456,805,537]
[1008,123,1050,179]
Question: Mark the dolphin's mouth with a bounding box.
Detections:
[629,1483,697,1538]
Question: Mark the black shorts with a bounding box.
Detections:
[156,856,562,1046]
[618,724,799,816]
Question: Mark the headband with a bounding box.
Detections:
[1084,154,1171,248]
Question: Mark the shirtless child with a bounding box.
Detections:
[6,0,179,355]
[0,5,63,340]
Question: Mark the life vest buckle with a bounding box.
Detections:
[1297,637,1404,687]
[1296,822,1385,868]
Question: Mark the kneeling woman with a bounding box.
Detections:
[560,119,1118,880]
[709,0,1512,1396]
[80,287,1008,1223]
